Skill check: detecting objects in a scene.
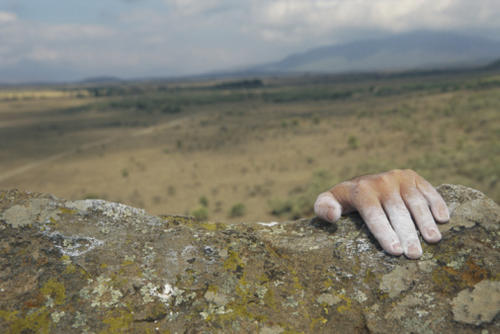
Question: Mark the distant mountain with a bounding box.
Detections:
[79,76,123,84]
[484,58,500,70]
[251,31,500,74]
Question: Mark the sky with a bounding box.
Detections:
[1,0,500,82]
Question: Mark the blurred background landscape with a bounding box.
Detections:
[0,1,499,222]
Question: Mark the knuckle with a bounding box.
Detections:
[402,168,417,177]
[377,173,394,187]
[403,168,416,174]
[353,179,372,194]
[387,168,402,176]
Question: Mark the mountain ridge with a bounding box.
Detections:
[251,31,500,73]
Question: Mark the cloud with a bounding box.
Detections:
[164,0,226,15]
[0,11,17,24]
[0,14,117,70]
[249,0,500,42]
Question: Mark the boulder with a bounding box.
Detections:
[0,184,498,333]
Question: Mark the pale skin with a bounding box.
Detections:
[314,169,450,259]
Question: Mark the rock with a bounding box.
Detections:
[0,184,499,333]
[451,280,500,325]
[379,263,418,298]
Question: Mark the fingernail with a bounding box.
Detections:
[426,227,441,241]
[439,207,450,221]
[327,208,336,221]
[391,241,403,254]
[407,243,423,259]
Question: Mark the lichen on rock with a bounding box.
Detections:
[0,184,499,333]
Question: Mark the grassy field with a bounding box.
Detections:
[0,71,499,222]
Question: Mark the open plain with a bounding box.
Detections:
[0,71,499,222]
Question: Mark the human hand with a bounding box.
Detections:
[314,169,449,259]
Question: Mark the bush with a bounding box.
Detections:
[121,168,129,178]
[192,207,209,221]
[199,196,209,207]
[268,199,293,217]
[348,136,359,150]
[229,203,246,218]
[268,169,337,220]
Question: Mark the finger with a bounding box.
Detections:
[402,188,442,243]
[416,176,450,223]
[314,192,342,222]
[382,196,422,259]
[353,193,403,256]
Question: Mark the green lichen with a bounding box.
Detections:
[58,207,77,215]
[101,309,134,333]
[263,288,277,310]
[64,263,77,274]
[223,249,244,272]
[0,307,51,334]
[335,293,352,314]
[41,278,66,305]
[121,259,135,266]
[363,269,377,284]
[309,316,328,331]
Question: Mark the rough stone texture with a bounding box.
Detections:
[0,184,498,333]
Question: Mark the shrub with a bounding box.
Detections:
[348,136,359,150]
[268,169,337,220]
[192,207,209,221]
[167,185,176,196]
[121,168,129,178]
[229,203,246,218]
[268,199,293,217]
[199,196,209,207]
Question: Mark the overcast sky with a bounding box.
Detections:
[1,0,500,82]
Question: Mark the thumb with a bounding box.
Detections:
[314,191,342,222]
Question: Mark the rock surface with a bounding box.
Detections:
[0,184,499,333]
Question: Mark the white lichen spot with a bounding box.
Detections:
[72,311,87,329]
[66,199,146,222]
[181,245,197,258]
[354,290,368,303]
[42,230,104,257]
[356,238,372,253]
[258,222,279,227]
[273,280,283,287]
[256,286,268,302]
[316,293,341,306]
[83,275,124,308]
[51,311,65,323]
[284,296,299,308]
[141,284,155,304]
[45,296,55,308]
[260,325,285,334]
[124,254,136,262]
[416,309,429,318]
[204,290,229,306]
[147,282,183,305]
